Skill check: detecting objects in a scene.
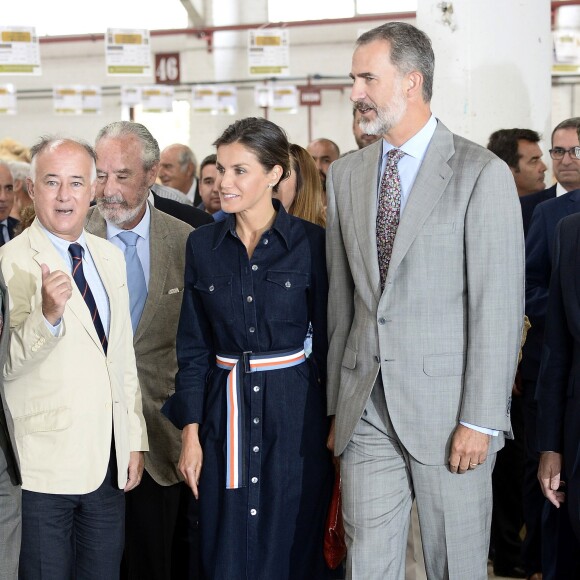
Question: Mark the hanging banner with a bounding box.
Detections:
[53,85,102,115]
[272,85,298,113]
[216,85,237,115]
[121,86,142,107]
[106,28,152,76]
[553,29,580,75]
[254,85,273,108]
[248,28,289,76]
[0,84,17,115]
[192,85,217,113]
[141,85,174,112]
[0,27,41,75]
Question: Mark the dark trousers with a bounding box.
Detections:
[491,392,524,571]
[19,450,124,580]
[521,379,580,579]
[121,470,199,580]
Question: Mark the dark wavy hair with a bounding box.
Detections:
[213,117,290,192]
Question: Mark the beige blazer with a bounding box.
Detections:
[0,218,148,494]
[86,203,193,486]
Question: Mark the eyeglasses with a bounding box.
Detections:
[549,146,580,160]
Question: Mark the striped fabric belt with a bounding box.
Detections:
[216,348,306,490]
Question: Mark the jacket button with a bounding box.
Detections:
[378,317,386,325]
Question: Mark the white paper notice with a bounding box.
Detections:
[141,85,174,112]
[53,85,102,115]
[248,29,289,76]
[106,28,152,76]
[0,84,16,115]
[192,85,217,113]
[0,27,41,75]
[272,85,298,113]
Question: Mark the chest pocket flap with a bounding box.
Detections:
[266,271,309,290]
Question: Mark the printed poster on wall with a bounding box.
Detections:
[191,85,217,113]
[272,85,298,113]
[106,28,152,76]
[248,28,289,76]
[53,85,102,115]
[0,27,41,75]
[0,84,17,115]
[553,29,580,75]
[140,85,174,112]
[216,85,237,115]
[121,86,142,107]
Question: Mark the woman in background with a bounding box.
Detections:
[275,143,326,227]
[162,118,338,580]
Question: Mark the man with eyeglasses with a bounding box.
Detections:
[521,117,580,579]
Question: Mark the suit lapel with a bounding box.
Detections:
[134,205,169,342]
[29,220,106,353]
[385,121,454,285]
[351,141,383,302]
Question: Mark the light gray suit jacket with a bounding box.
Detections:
[326,120,525,464]
[86,203,193,485]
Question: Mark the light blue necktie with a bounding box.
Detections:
[118,231,147,332]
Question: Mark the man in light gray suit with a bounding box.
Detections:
[86,121,195,580]
[326,22,525,579]
[0,270,20,580]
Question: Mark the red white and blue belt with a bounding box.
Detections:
[216,348,306,490]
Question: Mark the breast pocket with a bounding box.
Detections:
[194,275,235,324]
[265,271,310,322]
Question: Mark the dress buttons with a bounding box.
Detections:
[209,285,214,292]
[253,386,260,392]
[285,281,291,288]
[378,317,386,325]
[249,327,255,333]
[251,477,258,484]
[250,509,257,516]
[252,264,258,271]
[263,239,269,245]
[253,446,260,453]
[247,296,253,303]
[253,417,260,424]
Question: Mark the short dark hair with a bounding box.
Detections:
[551,117,580,144]
[486,128,541,170]
[199,153,217,177]
[357,22,435,102]
[213,117,290,192]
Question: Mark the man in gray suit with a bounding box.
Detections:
[86,121,194,580]
[326,22,525,579]
[0,270,20,580]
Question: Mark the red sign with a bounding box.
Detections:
[155,52,180,85]
[299,87,321,106]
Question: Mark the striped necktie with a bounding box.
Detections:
[377,148,405,291]
[68,243,108,353]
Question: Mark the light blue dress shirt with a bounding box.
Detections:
[41,224,110,337]
[378,116,498,437]
[106,202,151,290]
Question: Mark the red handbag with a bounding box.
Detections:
[323,466,347,569]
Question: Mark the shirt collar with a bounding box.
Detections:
[106,201,151,242]
[213,198,292,250]
[39,221,89,255]
[381,114,437,161]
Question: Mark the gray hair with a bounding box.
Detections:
[8,160,30,182]
[29,136,97,182]
[0,159,14,180]
[357,22,435,103]
[95,121,160,171]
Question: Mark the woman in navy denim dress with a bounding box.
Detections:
[162,118,339,579]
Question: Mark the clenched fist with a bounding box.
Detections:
[41,263,72,325]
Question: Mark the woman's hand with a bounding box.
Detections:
[179,423,203,499]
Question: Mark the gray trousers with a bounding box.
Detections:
[341,382,494,580]
[0,424,21,580]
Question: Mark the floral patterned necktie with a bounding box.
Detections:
[377,148,405,291]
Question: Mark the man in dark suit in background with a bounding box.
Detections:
[522,118,580,579]
[0,269,21,580]
[520,118,580,236]
[87,121,198,580]
[151,184,213,229]
[536,212,580,564]
[0,161,19,244]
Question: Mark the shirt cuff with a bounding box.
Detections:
[460,421,499,437]
[43,317,62,337]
